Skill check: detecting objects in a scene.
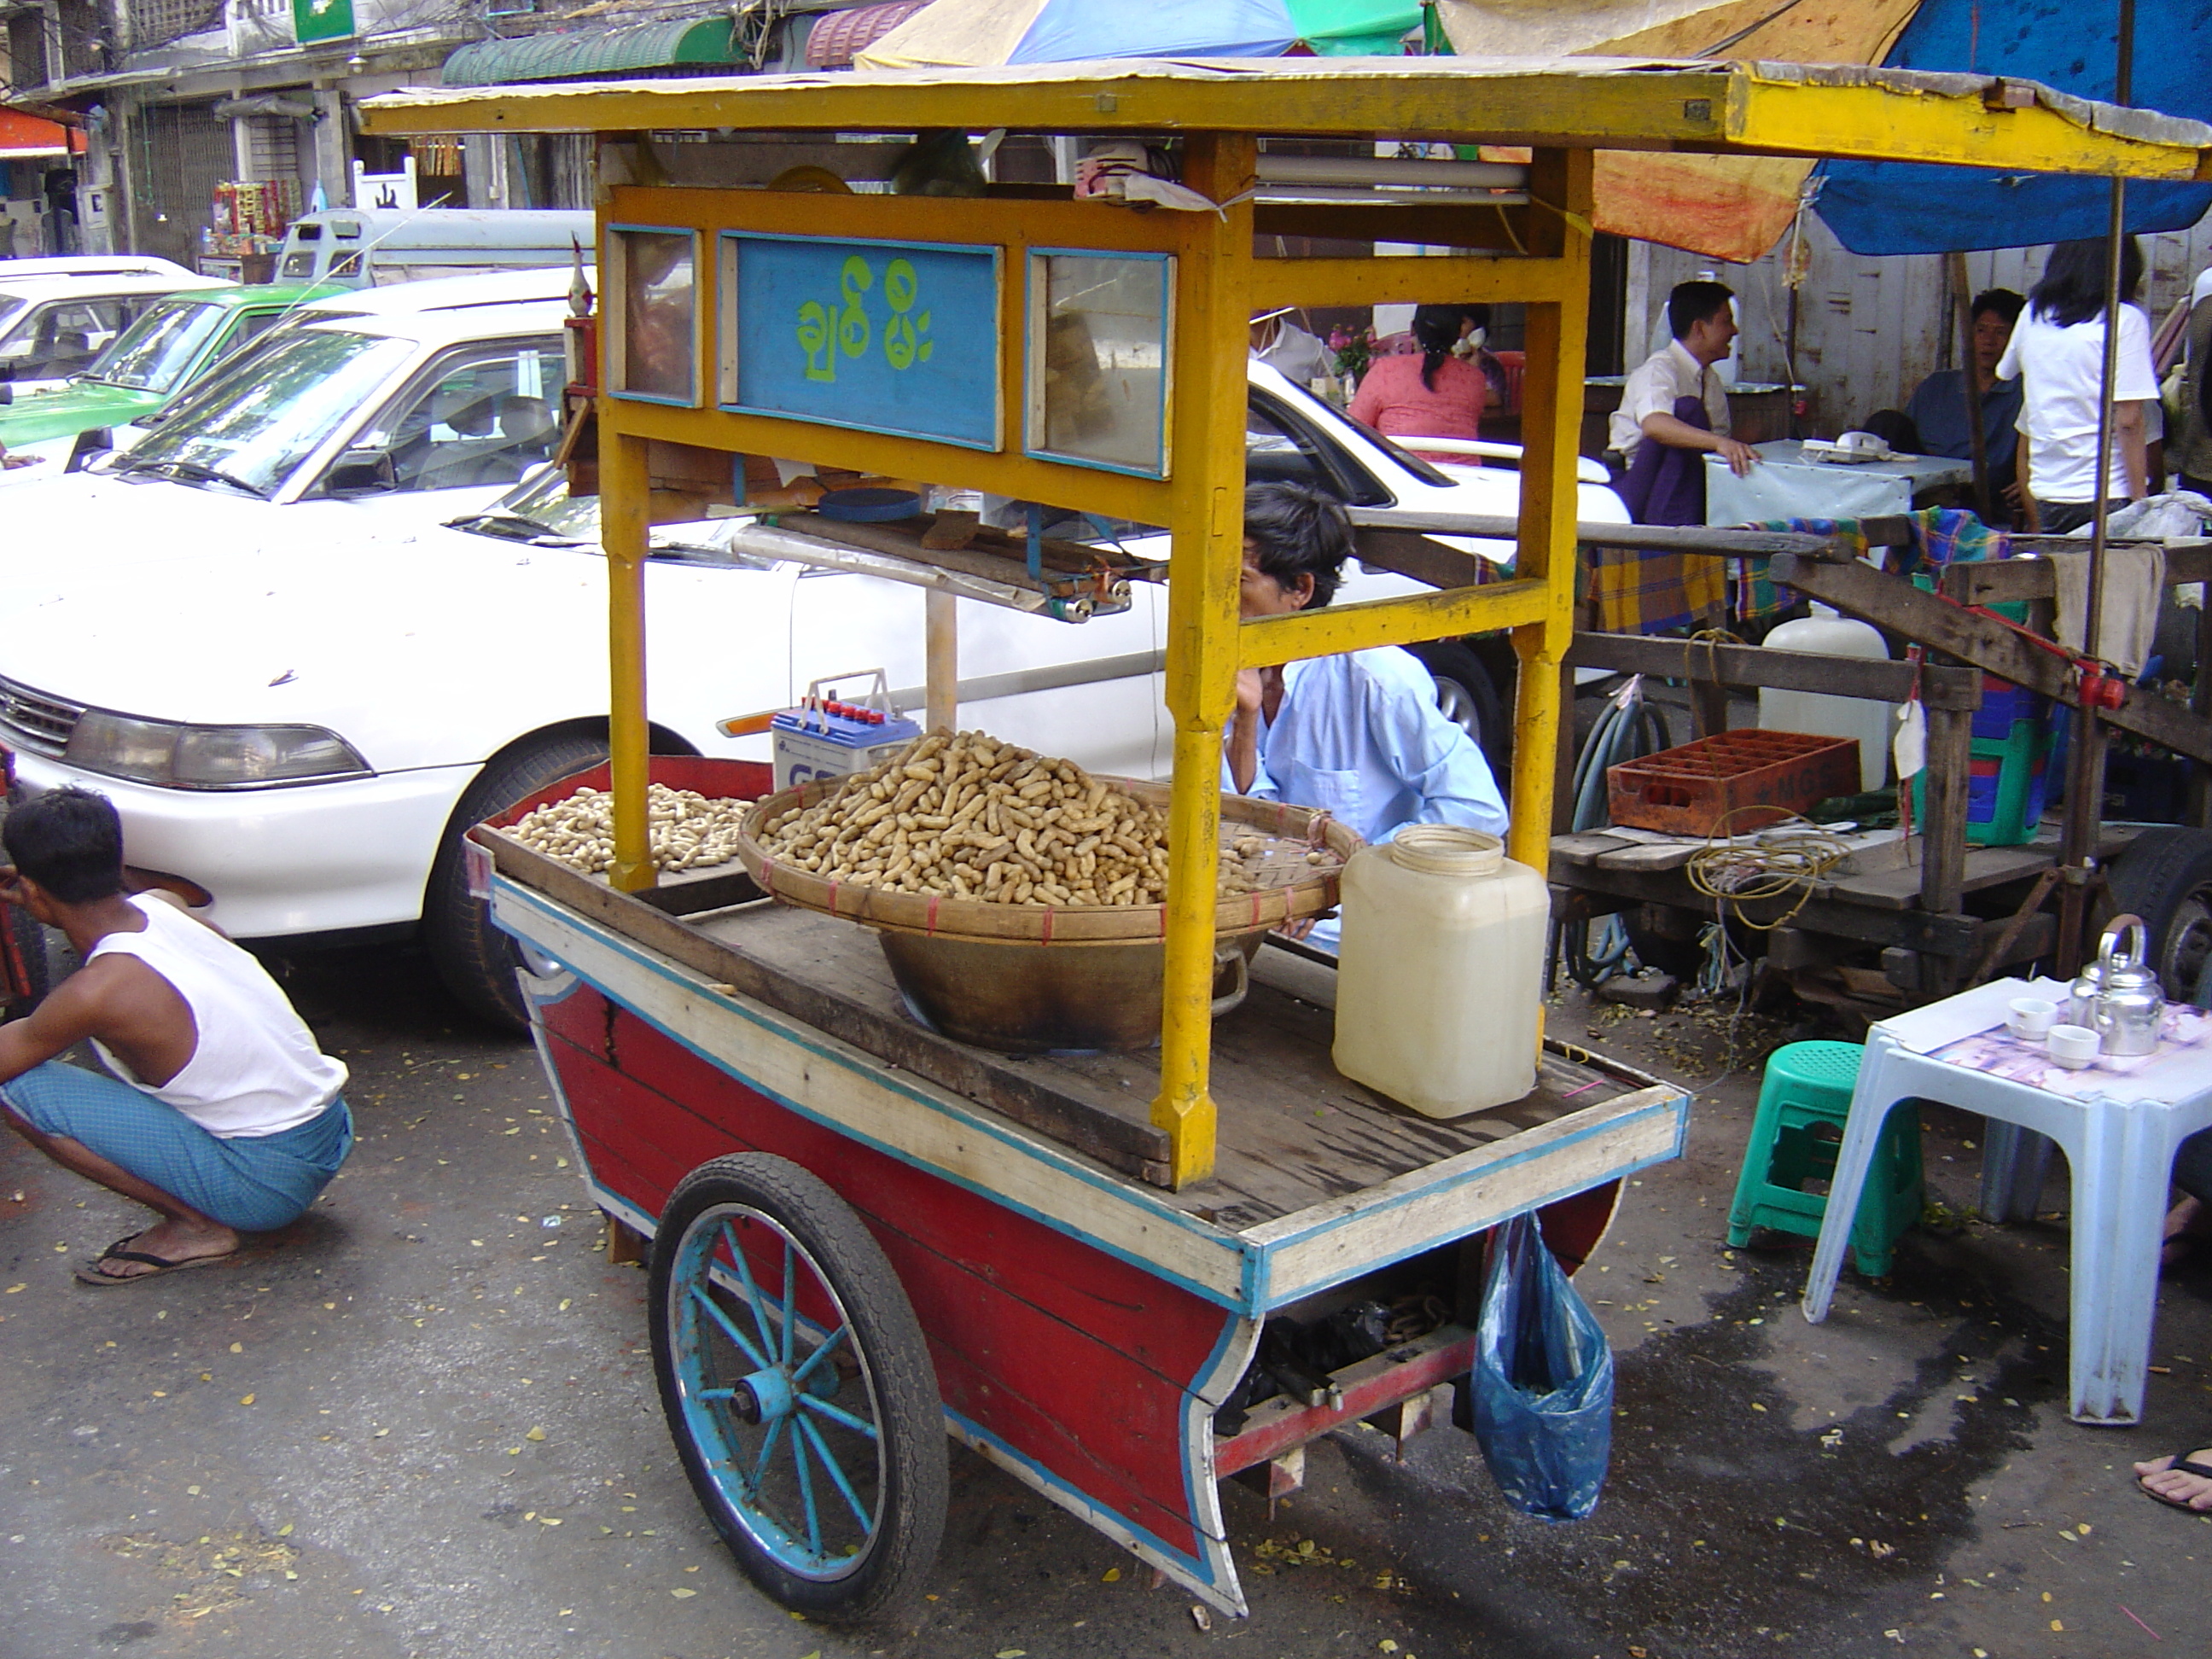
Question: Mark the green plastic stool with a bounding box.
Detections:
[1727,1040,1924,1278]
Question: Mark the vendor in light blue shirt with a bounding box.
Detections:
[1225,483,1510,950]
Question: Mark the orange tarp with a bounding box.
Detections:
[1437,0,1921,261]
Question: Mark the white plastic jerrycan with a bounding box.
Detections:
[1757,603,1893,792]
[1333,825,1550,1119]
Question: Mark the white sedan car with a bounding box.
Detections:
[0,302,1623,1027]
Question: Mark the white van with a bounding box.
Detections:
[274,207,597,288]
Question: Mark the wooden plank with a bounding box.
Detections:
[1938,541,2212,605]
[1550,831,1635,867]
[1548,859,1982,954]
[1349,507,1833,559]
[1249,255,1575,310]
[1249,1085,1685,1302]
[1592,841,1701,874]
[1918,704,1972,919]
[1254,201,1527,249]
[1240,578,1547,666]
[1215,1324,1477,1476]
[1567,631,1983,711]
[480,828,1176,1179]
[1768,550,2212,765]
[1354,528,1489,591]
[1823,842,2064,910]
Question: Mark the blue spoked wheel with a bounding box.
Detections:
[649,1154,946,1620]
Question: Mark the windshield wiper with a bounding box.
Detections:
[116,456,268,498]
[447,510,576,542]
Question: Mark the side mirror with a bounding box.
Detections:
[324,447,395,498]
[64,427,113,473]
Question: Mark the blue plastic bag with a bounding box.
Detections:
[1469,1212,1614,1522]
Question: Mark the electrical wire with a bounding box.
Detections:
[1684,810,1854,933]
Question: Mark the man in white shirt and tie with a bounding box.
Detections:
[1608,280,1760,526]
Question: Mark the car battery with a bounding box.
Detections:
[771,672,922,791]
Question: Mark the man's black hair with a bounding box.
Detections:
[1972,288,2026,327]
[3,785,126,905]
[1667,280,1735,341]
[2031,238,2143,329]
[1244,481,1352,610]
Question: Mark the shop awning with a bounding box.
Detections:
[0,107,85,161]
[441,15,742,86]
[807,0,934,68]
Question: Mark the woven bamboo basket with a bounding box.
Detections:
[733,779,1359,1050]
[733,778,1358,942]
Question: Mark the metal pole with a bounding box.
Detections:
[2057,0,2134,971]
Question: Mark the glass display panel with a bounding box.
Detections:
[615,228,697,405]
[1027,253,1173,477]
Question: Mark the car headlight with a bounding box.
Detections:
[64,712,371,789]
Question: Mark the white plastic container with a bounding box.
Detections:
[1757,605,1894,792]
[1332,826,1550,1119]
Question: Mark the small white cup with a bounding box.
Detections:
[2007,996,2058,1041]
[2047,1023,2101,1069]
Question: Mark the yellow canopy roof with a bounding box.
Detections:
[361,55,2212,182]
[1435,1,1920,259]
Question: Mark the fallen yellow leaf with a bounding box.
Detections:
[525,1427,547,1442]
[276,1522,294,1537]
[230,1342,242,1353]
[670,1587,696,1599]
[3,1284,23,1295]
[1102,1567,1121,1582]
[559,1299,573,1312]
[239,1394,255,1406]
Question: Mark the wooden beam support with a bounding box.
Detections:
[1241,580,1548,667]
[1918,705,1973,921]
[1567,632,1983,710]
[1347,508,1834,560]
[1254,201,1528,249]
[1938,540,2212,605]
[1248,255,1575,310]
[1770,550,2212,765]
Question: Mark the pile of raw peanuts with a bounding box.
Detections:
[759,730,1194,906]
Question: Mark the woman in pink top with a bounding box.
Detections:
[1349,306,1502,464]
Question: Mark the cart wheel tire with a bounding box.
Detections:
[1404,639,1510,779]
[3,901,50,1021]
[649,1154,946,1621]
[2105,826,2212,1005]
[422,730,608,1033]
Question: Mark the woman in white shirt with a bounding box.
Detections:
[1996,236,2160,534]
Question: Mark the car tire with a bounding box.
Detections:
[2104,825,2212,1006]
[1403,638,1510,779]
[422,730,609,1033]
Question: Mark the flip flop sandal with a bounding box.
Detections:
[74,1237,238,1288]
[2138,1452,2212,1513]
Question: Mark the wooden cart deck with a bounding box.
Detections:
[480,820,1679,1232]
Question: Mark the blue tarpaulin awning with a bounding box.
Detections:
[1818,1,2212,256]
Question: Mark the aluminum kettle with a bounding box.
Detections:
[2066,915,2164,1058]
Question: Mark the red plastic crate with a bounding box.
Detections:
[1606,729,1861,837]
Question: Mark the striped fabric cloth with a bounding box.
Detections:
[0,1060,352,1231]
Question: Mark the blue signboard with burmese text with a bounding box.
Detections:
[719,232,1001,451]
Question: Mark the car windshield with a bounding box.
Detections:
[123,326,413,496]
[84,297,229,393]
[461,462,600,539]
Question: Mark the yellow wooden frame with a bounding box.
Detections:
[364,58,2211,1189]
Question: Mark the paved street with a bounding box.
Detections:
[6,939,2212,1659]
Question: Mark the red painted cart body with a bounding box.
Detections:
[479,759,1690,1615]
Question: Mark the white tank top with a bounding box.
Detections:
[89,895,348,1138]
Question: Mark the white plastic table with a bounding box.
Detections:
[1800,982,2212,1425]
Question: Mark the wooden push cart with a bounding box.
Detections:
[364,57,2209,1619]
